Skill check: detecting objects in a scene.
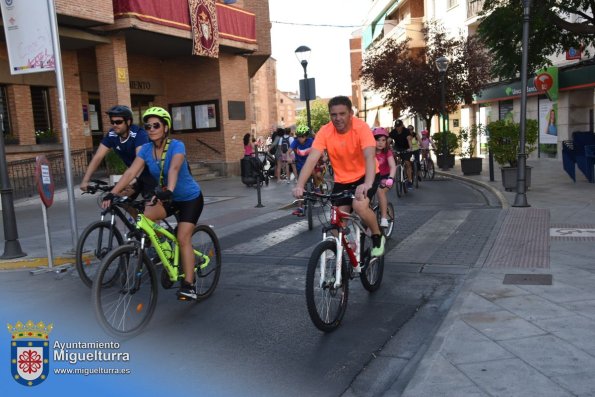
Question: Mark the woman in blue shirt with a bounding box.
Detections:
[103,107,204,301]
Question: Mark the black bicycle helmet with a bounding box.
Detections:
[106,105,133,120]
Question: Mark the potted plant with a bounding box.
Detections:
[458,124,485,175]
[35,129,58,144]
[486,119,538,191]
[432,130,457,169]
[104,150,127,184]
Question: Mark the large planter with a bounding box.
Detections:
[437,154,455,170]
[501,166,532,192]
[460,157,483,175]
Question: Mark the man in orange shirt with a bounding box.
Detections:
[292,96,385,257]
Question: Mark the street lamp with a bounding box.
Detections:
[295,45,312,132]
[512,0,532,207]
[362,89,370,122]
[435,56,450,170]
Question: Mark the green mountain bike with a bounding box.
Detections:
[92,196,221,338]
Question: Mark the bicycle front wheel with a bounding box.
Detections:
[427,158,435,180]
[305,240,349,332]
[395,165,403,198]
[384,202,395,238]
[92,244,158,338]
[76,221,125,288]
[413,161,419,188]
[192,225,222,300]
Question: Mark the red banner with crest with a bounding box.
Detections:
[188,0,219,58]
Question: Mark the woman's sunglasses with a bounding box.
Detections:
[144,122,162,130]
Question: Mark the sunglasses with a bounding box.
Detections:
[110,119,125,125]
[144,122,162,130]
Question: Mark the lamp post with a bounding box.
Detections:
[513,0,532,207]
[435,56,450,170]
[362,89,370,122]
[295,45,312,132]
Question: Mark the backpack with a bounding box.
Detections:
[280,136,290,154]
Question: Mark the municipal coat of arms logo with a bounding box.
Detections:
[8,320,53,386]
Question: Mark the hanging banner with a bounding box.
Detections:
[0,0,55,75]
[188,0,219,58]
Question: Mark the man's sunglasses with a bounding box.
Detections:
[110,119,125,125]
[144,122,162,130]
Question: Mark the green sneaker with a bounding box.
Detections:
[371,235,385,257]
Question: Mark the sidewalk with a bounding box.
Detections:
[398,156,595,396]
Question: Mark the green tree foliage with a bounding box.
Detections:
[478,0,595,79]
[296,100,331,133]
[360,22,491,130]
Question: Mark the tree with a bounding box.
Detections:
[478,0,595,79]
[296,100,331,133]
[360,22,491,130]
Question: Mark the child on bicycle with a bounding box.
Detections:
[289,124,314,216]
[419,129,436,160]
[102,107,204,301]
[373,128,396,227]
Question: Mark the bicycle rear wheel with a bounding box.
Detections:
[360,237,384,292]
[305,240,349,332]
[413,161,420,188]
[92,244,158,338]
[192,225,222,300]
[76,221,125,288]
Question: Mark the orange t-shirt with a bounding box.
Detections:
[313,117,378,183]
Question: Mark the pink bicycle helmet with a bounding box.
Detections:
[373,127,388,138]
[421,129,429,136]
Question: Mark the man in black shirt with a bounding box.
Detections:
[389,119,413,187]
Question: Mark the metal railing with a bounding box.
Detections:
[6,149,105,200]
[195,138,222,155]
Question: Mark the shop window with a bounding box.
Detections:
[31,86,53,133]
[170,100,219,132]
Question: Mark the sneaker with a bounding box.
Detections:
[370,234,385,257]
[406,182,414,189]
[380,218,389,228]
[292,208,304,216]
[177,280,197,301]
[296,211,305,217]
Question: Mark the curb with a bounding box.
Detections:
[0,256,75,271]
[435,170,510,209]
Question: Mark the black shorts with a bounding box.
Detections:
[131,170,158,200]
[331,174,381,207]
[166,194,204,224]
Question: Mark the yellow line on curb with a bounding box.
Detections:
[0,256,76,270]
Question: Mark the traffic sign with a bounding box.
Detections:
[35,155,54,208]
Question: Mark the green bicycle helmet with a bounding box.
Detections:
[295,124,310,136]
[142,107,172,129]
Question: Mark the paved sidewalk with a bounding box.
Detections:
[398,156,595,396]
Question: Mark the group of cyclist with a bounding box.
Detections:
[81,96,438,296]
[81,105,202,301]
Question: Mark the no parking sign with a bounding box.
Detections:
[35,155,54,208]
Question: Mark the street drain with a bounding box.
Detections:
[503,274,552,285]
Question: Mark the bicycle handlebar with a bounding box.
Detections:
[83,179,114,194]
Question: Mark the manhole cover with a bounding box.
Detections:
[503,274,552,285]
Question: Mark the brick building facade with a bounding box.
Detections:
[1,0,272,176]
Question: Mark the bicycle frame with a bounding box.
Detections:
[134,214,211,282]
[321,204,366,289]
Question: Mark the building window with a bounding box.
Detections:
[31,86,52,132]
[0,86,12,140]
[447,0,459,9]
[170,100,220,132]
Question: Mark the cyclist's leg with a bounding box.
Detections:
[172,195,204,286]
[405,159,413,183]
[378,186,388,219]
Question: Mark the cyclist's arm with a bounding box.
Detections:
[293,148,322,197]
[388,153,397,179]
[81,144,110,191]
[165,153,184,193]
[110,156,146,195]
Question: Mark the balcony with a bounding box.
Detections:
[467,0,485,20]
[377,17,425,49]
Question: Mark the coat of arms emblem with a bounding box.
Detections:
[8,320,53,386]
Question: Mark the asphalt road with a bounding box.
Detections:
[1,175,502,396]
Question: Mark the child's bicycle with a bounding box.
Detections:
[91,196,221,338]
[369,182,395,238]
[302,190,385,332]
